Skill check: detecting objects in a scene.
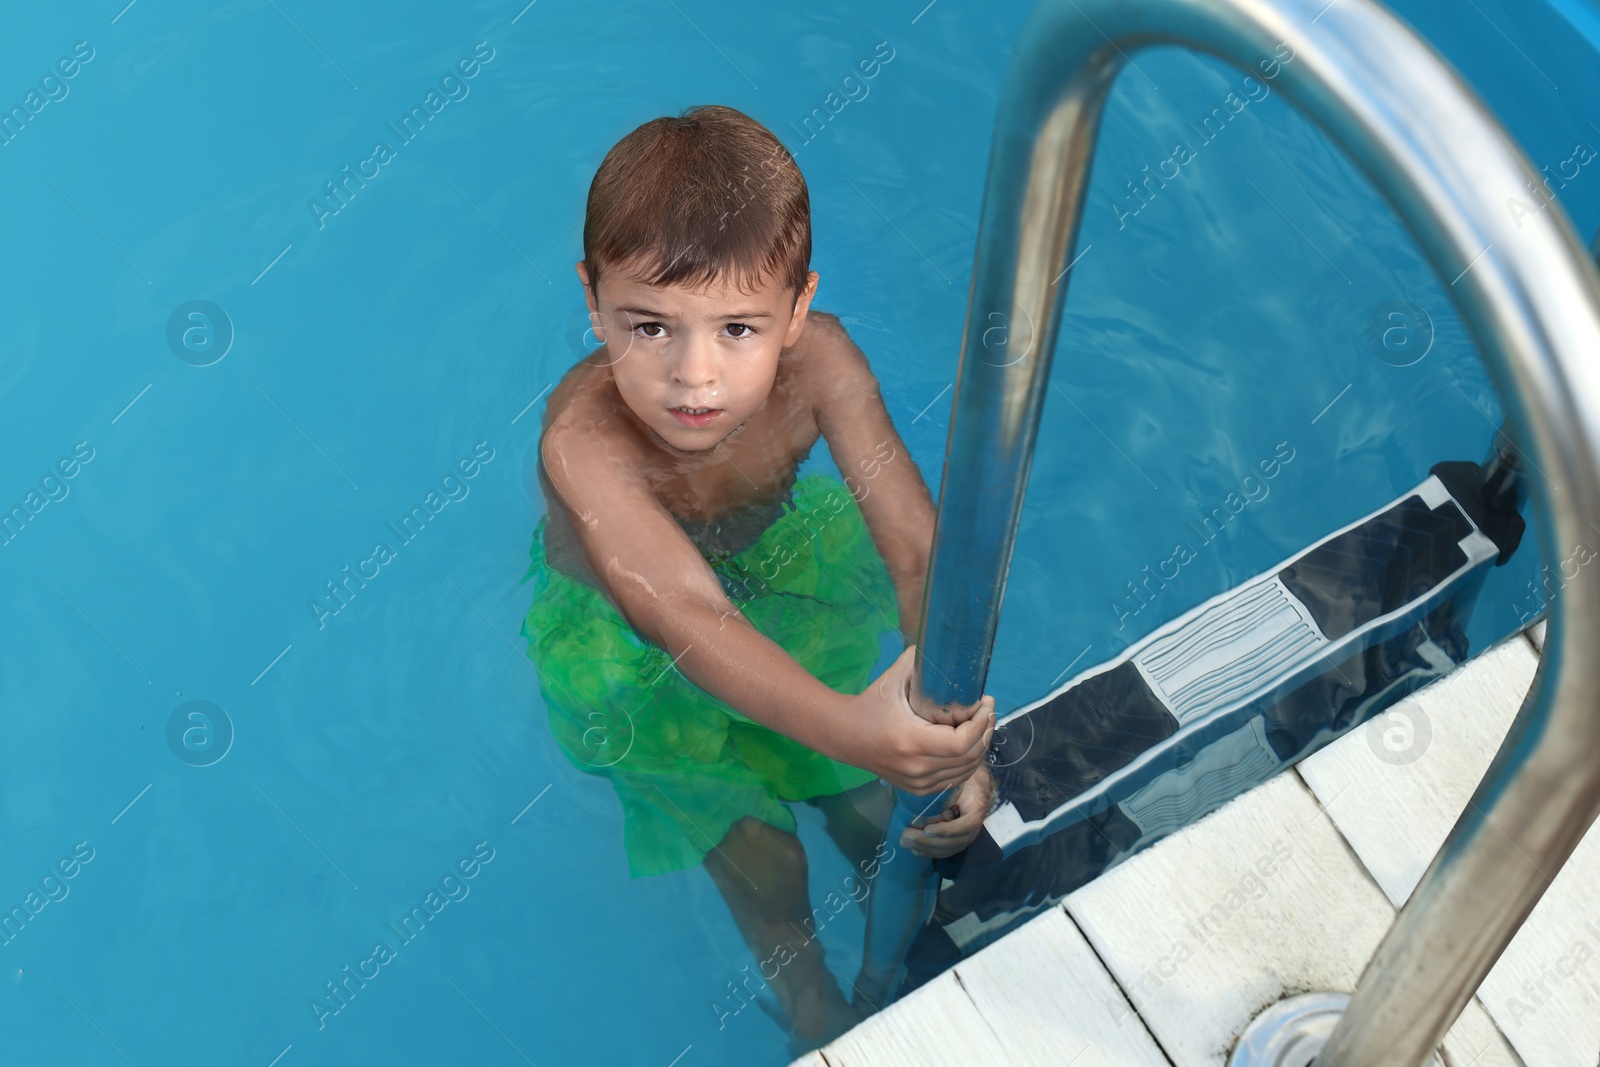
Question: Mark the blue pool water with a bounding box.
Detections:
[2,0,1596,1063]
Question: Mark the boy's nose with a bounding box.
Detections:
[672,335,718,390]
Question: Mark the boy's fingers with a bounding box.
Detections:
[936,799,987,836]
[934,794,974,830]
[921,798,960,827]
[906,713,991,766]
[905,757,981,791]
[896,714,997,790]
[911,765,974,795]
[897,773,954,796]
[947,708,994,754]
[901,814,983,855]
[914,809,970,833]
[915,743,986,787]
[928,692,995,726]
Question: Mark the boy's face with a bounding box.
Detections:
[577,259,818,454]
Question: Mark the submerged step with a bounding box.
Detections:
[903,460,1525,987]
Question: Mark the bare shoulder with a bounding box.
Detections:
[792,308,859,355]
[538,359,653,500]
[540,354,612,435]
[785,309,880,410]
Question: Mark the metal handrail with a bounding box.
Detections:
[911,0,1600,1062]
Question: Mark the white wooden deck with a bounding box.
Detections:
[793,620,1600,1067]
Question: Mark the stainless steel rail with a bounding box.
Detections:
[910,0,1600,1062]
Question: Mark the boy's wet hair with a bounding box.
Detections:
[583,105,811,298]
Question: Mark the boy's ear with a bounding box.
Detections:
[575,260,599,311]
[575,260,603,341]
[784,271,821,347]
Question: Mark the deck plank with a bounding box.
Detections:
[1064,770,1517,1066]
[811,969,1008,1067]
[1450,1000,1533,1067]
[1297,636,1540,905]
[952,905,1173,1066]
[1475,823,1600,1067]
[1298,634,1596,1067]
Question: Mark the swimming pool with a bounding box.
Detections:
[2,0,1596,1064]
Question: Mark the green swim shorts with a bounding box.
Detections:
[519,472,899,878]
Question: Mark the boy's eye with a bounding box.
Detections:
[724,323,756,338]
[634,322,667,339]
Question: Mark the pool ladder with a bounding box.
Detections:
[904,0,1600,1062]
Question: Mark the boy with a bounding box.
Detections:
[521,105,996,1042]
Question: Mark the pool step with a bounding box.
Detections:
[915,459,1523,977]
[795,627,1583,1066]
[985,465,1507,855]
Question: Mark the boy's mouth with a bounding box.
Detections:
[668,406,722,429]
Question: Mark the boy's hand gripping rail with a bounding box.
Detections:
[909,0,1600,1061]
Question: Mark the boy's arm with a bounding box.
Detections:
[802,315,937,665]
[539,418,990,794]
